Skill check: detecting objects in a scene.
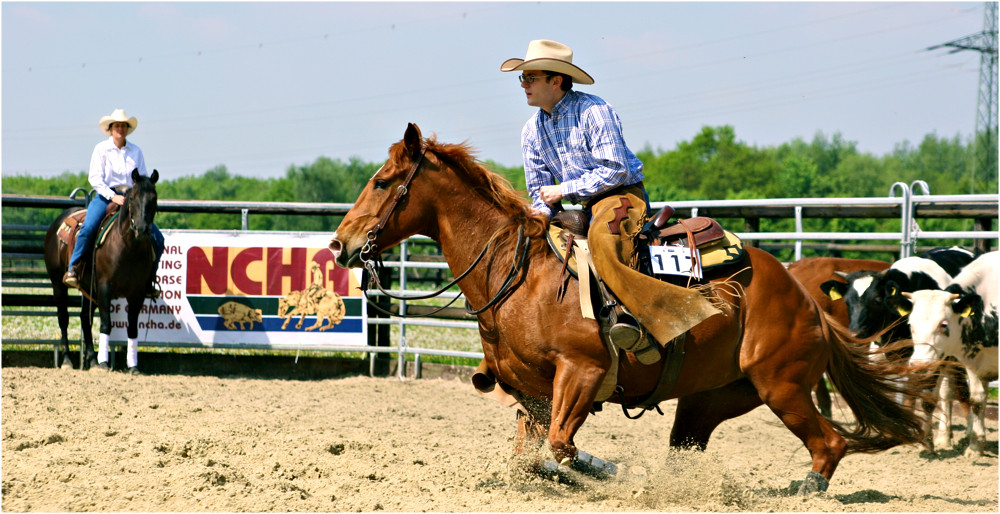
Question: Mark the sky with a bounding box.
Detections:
[1,1,991,180]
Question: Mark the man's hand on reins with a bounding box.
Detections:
[539,184,563,206]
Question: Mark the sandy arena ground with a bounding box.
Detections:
[2,366,997,512]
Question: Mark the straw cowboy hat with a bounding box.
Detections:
[99,109,138,136]
[500,39,594,85]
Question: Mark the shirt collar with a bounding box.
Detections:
[541,90,575,122]
[107,136,130,151]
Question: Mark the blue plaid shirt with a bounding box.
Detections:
[521,90,644,218]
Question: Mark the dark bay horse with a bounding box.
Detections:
[43,169,160,369]
[330,124,935,494]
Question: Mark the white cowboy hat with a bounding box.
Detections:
[500,39,594,85]
[99,109,138,136]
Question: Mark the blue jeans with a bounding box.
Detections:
[69,194,164,274]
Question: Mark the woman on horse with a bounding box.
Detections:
[501,39,720,365]
[63,108,164,296]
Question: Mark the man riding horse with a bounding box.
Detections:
[62,108,165,370]
[501,40,720,364]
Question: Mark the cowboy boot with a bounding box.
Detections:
[63,263,83,288]
[145,276,161,299]
[602,304,661,365]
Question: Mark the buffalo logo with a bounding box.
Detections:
[217,301,263,330]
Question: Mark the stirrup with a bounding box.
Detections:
[608,322,642,351]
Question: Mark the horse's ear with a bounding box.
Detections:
[404,123,422,157]
[131,168,141,183]
[150,169,159,184]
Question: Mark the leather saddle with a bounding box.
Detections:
[547,206,746,282]
[56,191,126,252]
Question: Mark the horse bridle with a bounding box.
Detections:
[360,148,427,267]
[113,186,144,238]
[358,146,532,318]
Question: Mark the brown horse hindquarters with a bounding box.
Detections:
[43,208,85,368]
[616,247,828,403]
[735,247,831,391]
[668,248,845,479]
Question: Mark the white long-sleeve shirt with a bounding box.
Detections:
[89,137,148,201]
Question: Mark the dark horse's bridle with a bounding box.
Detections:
[359,146,532,318]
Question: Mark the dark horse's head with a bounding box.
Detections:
[123,168,159,239]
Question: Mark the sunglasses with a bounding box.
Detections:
[518,73,551,85]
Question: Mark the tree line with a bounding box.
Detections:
[3,126,994,259]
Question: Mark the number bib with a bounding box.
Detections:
[649,245,703,280]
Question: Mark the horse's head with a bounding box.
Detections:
[330,123,439,269]
[124,168,159,239]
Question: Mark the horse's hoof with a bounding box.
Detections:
[542,451,618,480]
[568,450,618,478]
[90,362,111,373]
[59,355,74,370]
[82,356,99,371]
[796,470,829,495]
[127,367,144,376]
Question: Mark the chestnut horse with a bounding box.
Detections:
[330,124,933,494]
[43,169,160,369]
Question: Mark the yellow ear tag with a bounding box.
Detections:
[898,305,911,317]
[828,289,842,301]
[960,305,973,318]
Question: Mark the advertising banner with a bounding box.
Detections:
[107,231,367,347]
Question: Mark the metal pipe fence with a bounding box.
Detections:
[3,184,997,377]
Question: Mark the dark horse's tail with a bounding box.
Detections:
[820,313,937,454]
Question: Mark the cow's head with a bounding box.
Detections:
[902,289,980,363]
[820,269,907,339]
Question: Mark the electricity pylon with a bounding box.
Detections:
[928,2,998,193]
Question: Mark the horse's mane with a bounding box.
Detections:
[390,135,549,241]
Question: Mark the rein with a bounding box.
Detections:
[363,225,531,318]
[358,145,532,318]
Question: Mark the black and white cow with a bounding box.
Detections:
[820,246,976,344]
[920,246,979,277]
[902,251,998,456]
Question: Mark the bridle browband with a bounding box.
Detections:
[358,145,532,318]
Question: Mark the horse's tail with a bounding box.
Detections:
[821,314,938,454]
